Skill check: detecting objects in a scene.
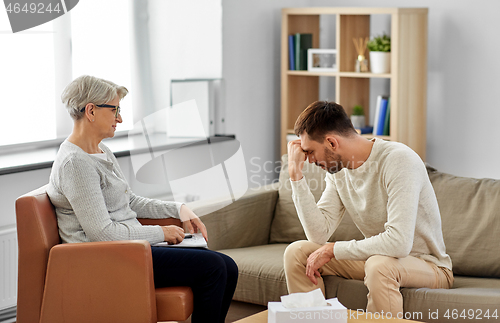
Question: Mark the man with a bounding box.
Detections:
[284,100,453,317]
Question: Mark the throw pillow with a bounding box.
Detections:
[427,165,500,278]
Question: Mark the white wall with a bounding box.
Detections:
[222,0,308,187]
[0,169,51,229]
[146,0,222,129]
[222,0,500,180]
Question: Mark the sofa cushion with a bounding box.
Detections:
[198,185,278,251]
[219,244,346,306]
[427,166,500,278]
[269,154,363,243]
[329,277,368,311]
[218,244,289,305]
[269,155,326,243]
[333,275,500,319]
[402,276,500,321]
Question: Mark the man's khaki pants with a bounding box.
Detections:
[284,240,454,316]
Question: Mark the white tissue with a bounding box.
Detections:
[280,288,328,309]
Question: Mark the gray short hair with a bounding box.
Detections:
[61,75,128,120]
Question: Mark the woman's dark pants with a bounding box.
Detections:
[151,246,238,323]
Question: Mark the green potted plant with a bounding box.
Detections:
[367,34,391,74]
[350,105,365,129]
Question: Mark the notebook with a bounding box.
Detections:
[153,233,208,249]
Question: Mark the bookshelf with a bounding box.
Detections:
[281,7,428,159]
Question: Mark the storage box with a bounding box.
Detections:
[268,298,347,323]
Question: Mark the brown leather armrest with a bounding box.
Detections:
[40,240,157,323]
[138,218,182,227]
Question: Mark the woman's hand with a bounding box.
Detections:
[161,225,185,244]
[180,205,208,242]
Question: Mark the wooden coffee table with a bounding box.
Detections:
[234,309,423,322]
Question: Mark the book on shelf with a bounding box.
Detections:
[373,95,389,136]
[359,126,374,134]
[376,98,389,136]
[372,95,382,135]
[382,97,391,136]
[294,33,312,70]
[288,35,295,70]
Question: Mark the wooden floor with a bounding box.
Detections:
[168,300,267,323]
[225,301,267,322]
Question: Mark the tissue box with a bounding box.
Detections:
[268,298,347,323]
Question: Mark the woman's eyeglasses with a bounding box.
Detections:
[80,104,121,118]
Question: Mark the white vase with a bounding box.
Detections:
[350,115,365,129]
[369,52,391,74]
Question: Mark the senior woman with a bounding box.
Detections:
[47,75,238,323]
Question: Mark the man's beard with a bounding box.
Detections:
[321,146,343,174]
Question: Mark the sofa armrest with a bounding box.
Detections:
[40,240,157,323]
[187,183,279,250]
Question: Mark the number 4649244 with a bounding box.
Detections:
[6,3,61,14]
[444,309,498,320]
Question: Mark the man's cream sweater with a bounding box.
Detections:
[291,138,452,270]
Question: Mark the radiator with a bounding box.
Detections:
[0,227,17,311]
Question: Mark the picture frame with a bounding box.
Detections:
[307,49,337,72]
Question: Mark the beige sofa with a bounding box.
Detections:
[195,155,500,322]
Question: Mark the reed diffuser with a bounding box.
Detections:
[353,37,369,72]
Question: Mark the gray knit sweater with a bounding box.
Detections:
[47,140,182,244]
[291,138,452,270]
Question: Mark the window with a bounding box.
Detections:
[0,13,56,146]
[0,0,133,148]
[0,0,223,149]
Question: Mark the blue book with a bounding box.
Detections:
[376,98,389,136]
[382,97,391,136]
[288,35,295,70]
[372,95,382,135]
[295,33,300,70]
[359,126,374,134]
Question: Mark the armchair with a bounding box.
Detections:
[15,185,193,323]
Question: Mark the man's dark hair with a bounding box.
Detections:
[294,101,357,142]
